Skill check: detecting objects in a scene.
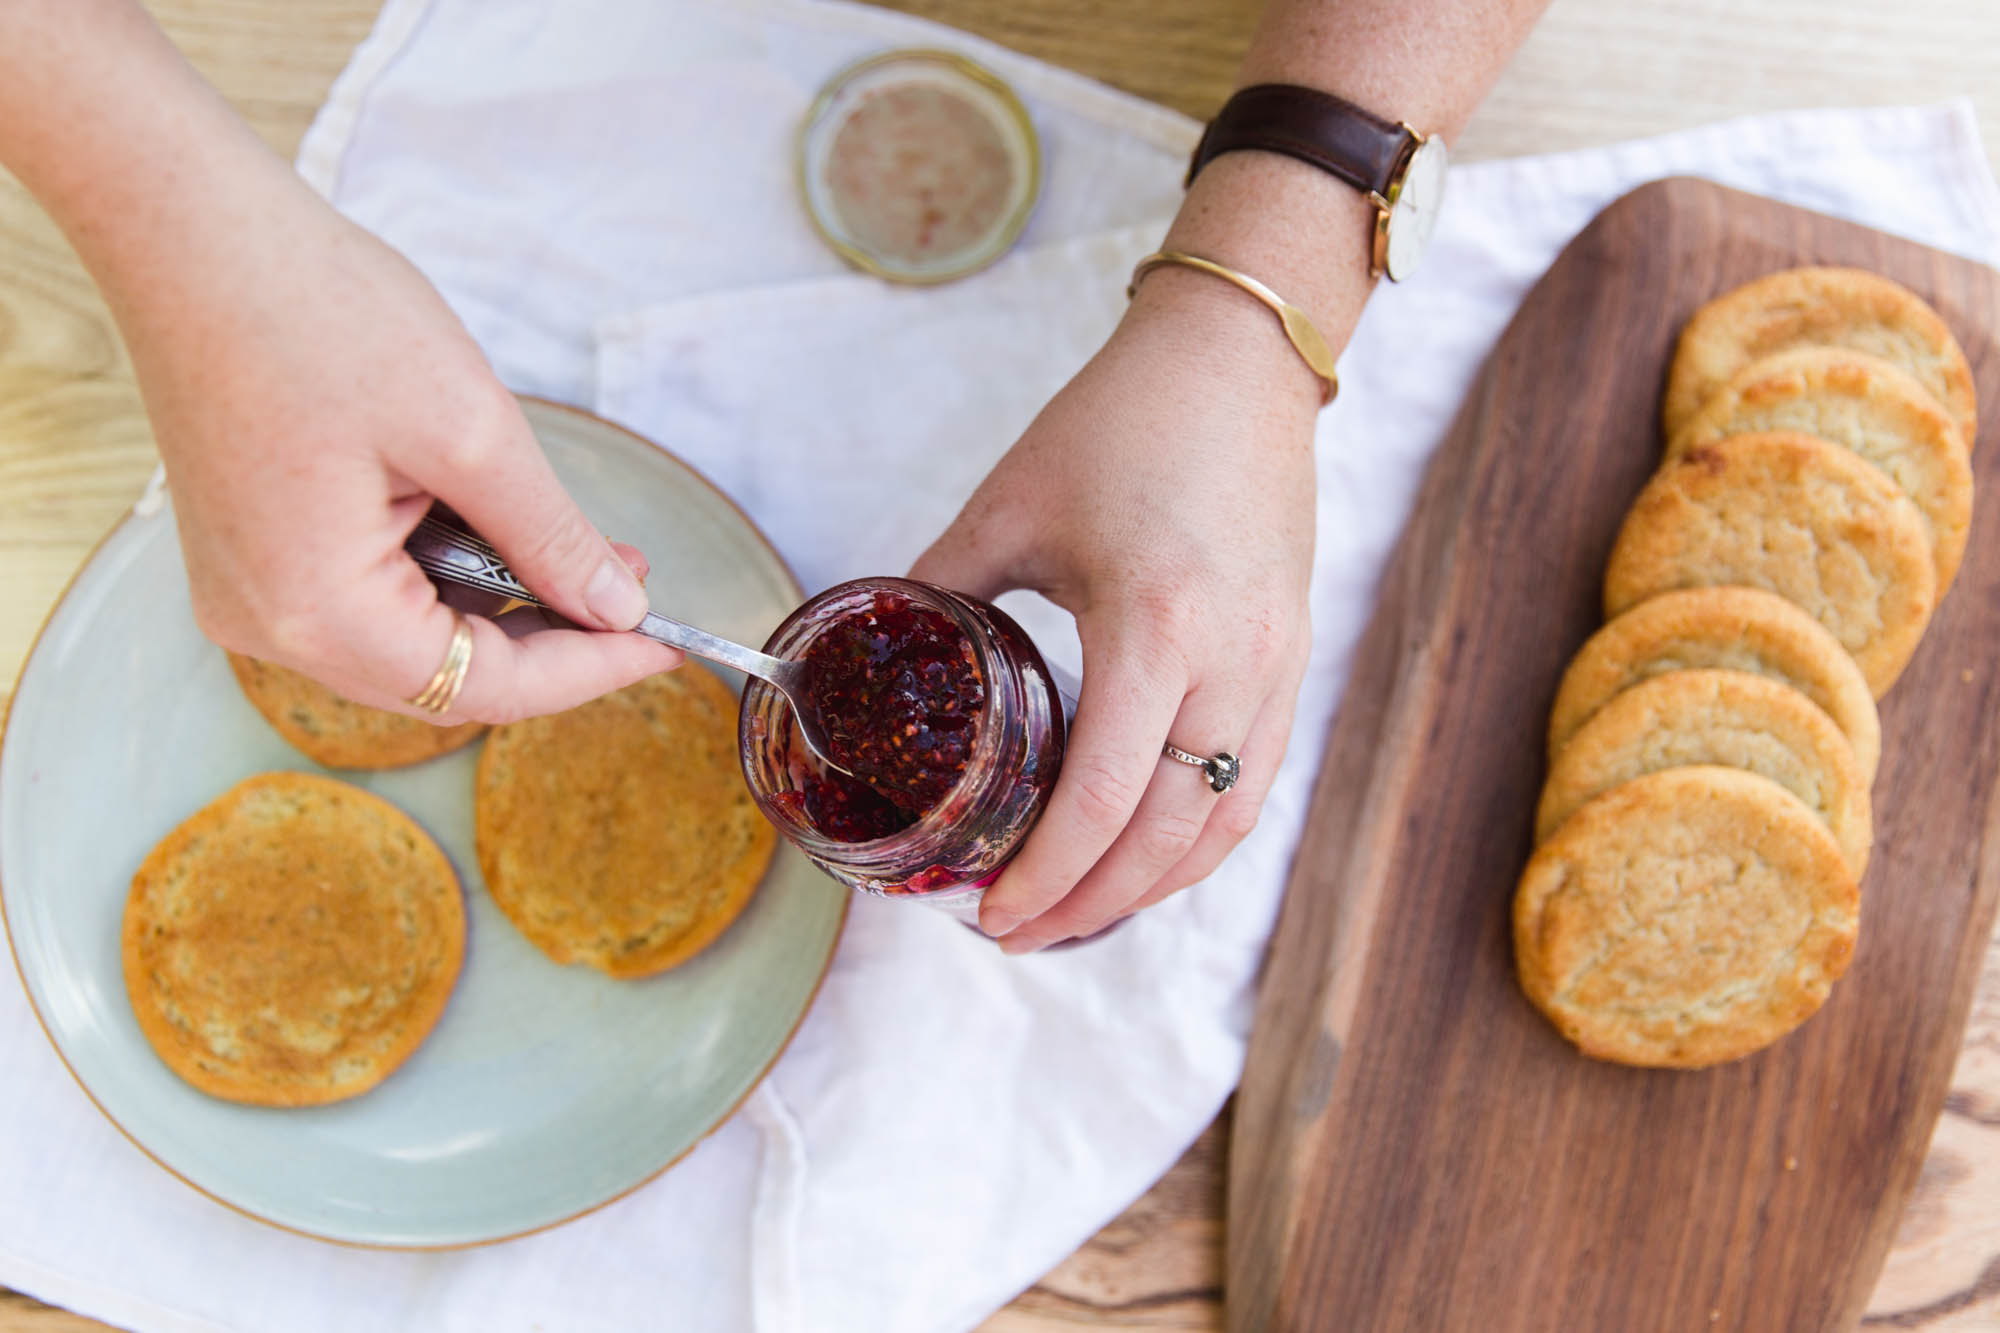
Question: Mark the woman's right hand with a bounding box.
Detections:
[121,184,681,723]
[2,0,680,725]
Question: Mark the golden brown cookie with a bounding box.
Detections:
[123,772,464,1106]
[1603,432,1936,695]
[1514,766,1859,1069]
[1547,586,1880,782]
[1662,266,1976,445]
[1536,668,1872,877]
[228,652,485,769]
[1668,347,1973,592]
[475,666,775,979]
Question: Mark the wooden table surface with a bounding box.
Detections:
[2,3,1997,1331]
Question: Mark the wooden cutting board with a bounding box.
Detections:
[1227,177,2000,1333]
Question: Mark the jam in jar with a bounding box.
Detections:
[738,577,1065,923]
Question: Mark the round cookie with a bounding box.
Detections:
[1514,766,1859,1069]
[1536,668,1872,878]
[228,652,485,769]
[1663,266,1976,445]
[1668,347,1973,592]
[1603,432,1937,696]
[1547,586,1880,782]
[123,772,464,1106]
[476,665,776,979]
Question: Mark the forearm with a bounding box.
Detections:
[0,0,303,323]
[1146,0,1550,392]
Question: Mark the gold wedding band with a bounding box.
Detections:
[409,612,474,715]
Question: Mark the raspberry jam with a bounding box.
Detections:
[739,578,1065,922]
[798,593,984,834]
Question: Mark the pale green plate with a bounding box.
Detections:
[0,399,847,1247]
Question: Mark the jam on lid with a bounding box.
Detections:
[798,49,1041,284]
[782,592,986,843]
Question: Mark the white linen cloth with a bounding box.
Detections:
[4,0,1999,1326]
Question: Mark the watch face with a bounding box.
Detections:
[1384,136,1449,281]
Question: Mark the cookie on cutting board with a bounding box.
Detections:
[1515,766,1859,1070]
[1546,585,1880,781]
[1668,346,1972,592]
[1537,668,1872,878]
[1661,265,1976,444]
[1603,431,1937,695]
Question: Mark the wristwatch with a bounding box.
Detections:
[1186,83,1449,282]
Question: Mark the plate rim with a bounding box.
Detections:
[0,394,848,1250]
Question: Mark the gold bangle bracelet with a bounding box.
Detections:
[1127,250,1339,405]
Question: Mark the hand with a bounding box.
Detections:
[105,168,681,722]
[910,271,1324,951]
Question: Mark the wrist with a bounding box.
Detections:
[1121,261,1329,427]
[1129,148,1378,418]
[1160,149,1378,343]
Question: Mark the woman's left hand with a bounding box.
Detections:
[909,268,1325,952]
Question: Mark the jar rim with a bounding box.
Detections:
[737,577,1023,866]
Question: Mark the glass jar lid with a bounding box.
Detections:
[798,49,1041,285]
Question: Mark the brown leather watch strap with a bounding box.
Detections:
[1187,83,1417,198]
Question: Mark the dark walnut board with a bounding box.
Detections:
[1227,177,2000,1333]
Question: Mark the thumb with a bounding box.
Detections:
[907,504,1024,603]
[402,397,650,631]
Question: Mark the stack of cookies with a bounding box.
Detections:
[1514,266,1977,1069]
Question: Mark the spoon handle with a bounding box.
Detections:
[631,611,795,683]
[403,509,795,684]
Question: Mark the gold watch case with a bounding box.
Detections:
[1369,129,1450,282]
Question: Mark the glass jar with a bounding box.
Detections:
[738,576,1065,925]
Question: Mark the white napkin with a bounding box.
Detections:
[4,0,1999,1326]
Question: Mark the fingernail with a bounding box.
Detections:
[999,933,1045,956]
[607,538,649,585]
[980,909,1021,938]
[585,554,649,630]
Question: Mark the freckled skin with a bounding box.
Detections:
[0,0,1556,939]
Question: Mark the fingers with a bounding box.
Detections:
[993,682,1254,954]
[391,600,682,726]
[397,392,650,632]
[479,540,650,638]
[1118,686,1300,921]
[609,540,649,585]
[907,504,1021,603]
[284,542,679,723]
[975,635,1186,939]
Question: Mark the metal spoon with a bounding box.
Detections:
[402,508,848,774]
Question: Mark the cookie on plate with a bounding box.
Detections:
[228,652,485,769]
[475,665,775,979]
[1662,265,1976,444]
[1546,586,1880,781]
[1514,766,1859,1069]
[123,772,464,1106]
[1536,668,1872,877]
[1603,432,1937,695]
[1668,347,1973,591]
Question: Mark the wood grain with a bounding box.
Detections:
[0,0,379,696]
[1228,176,2000,1333]
[2,3,2000,1333]
[0,1291,109,1333]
